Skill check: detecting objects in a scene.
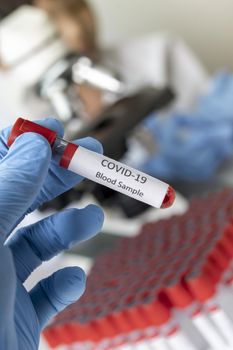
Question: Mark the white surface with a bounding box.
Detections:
[0,73,52,129]
[0,6,55,65]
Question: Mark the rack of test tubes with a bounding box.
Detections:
[44,188,233,350]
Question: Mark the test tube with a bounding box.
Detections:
[139,299,197,350]
[165,276,228,350]
[203,274,233,348]
[185,268,233,350]
[8,118,176,209]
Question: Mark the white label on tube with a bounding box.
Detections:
[68,146,169,208]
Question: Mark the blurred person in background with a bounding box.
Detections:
[0,0,208,120]
[35,0,208,118]
[2,0,233,191]
[37,0,104,119]
[0,0,97,57]
[36,0,97,57]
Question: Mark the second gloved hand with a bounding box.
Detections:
[142,113,233,181]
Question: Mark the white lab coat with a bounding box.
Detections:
[102,33,209,112]
[0,71,52,128]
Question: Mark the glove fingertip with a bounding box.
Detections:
[50,267,86,307]
[39,118,64,138]
[85,204,105,226]
[12,132,52,156]
[31,267,86,329]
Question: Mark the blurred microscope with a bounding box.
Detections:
[0,6,175,228]
[37,54,126,136]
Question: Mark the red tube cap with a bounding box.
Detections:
[8,118,57,147]
[161,186,176,208]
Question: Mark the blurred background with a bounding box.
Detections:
[89,0,233,72]
[1,1,233,349]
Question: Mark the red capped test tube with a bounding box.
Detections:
[8,118,175,209]
[185,268,233,349]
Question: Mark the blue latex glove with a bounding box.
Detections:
[142,113,233,181]
[198,71,233,120]
[0,118,105,350]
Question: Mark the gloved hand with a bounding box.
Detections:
[138,72,233,182]
[198,71,233,120]
[0,118,104,350]
[142,113,233,181]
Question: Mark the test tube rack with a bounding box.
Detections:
[44,189,233,350]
